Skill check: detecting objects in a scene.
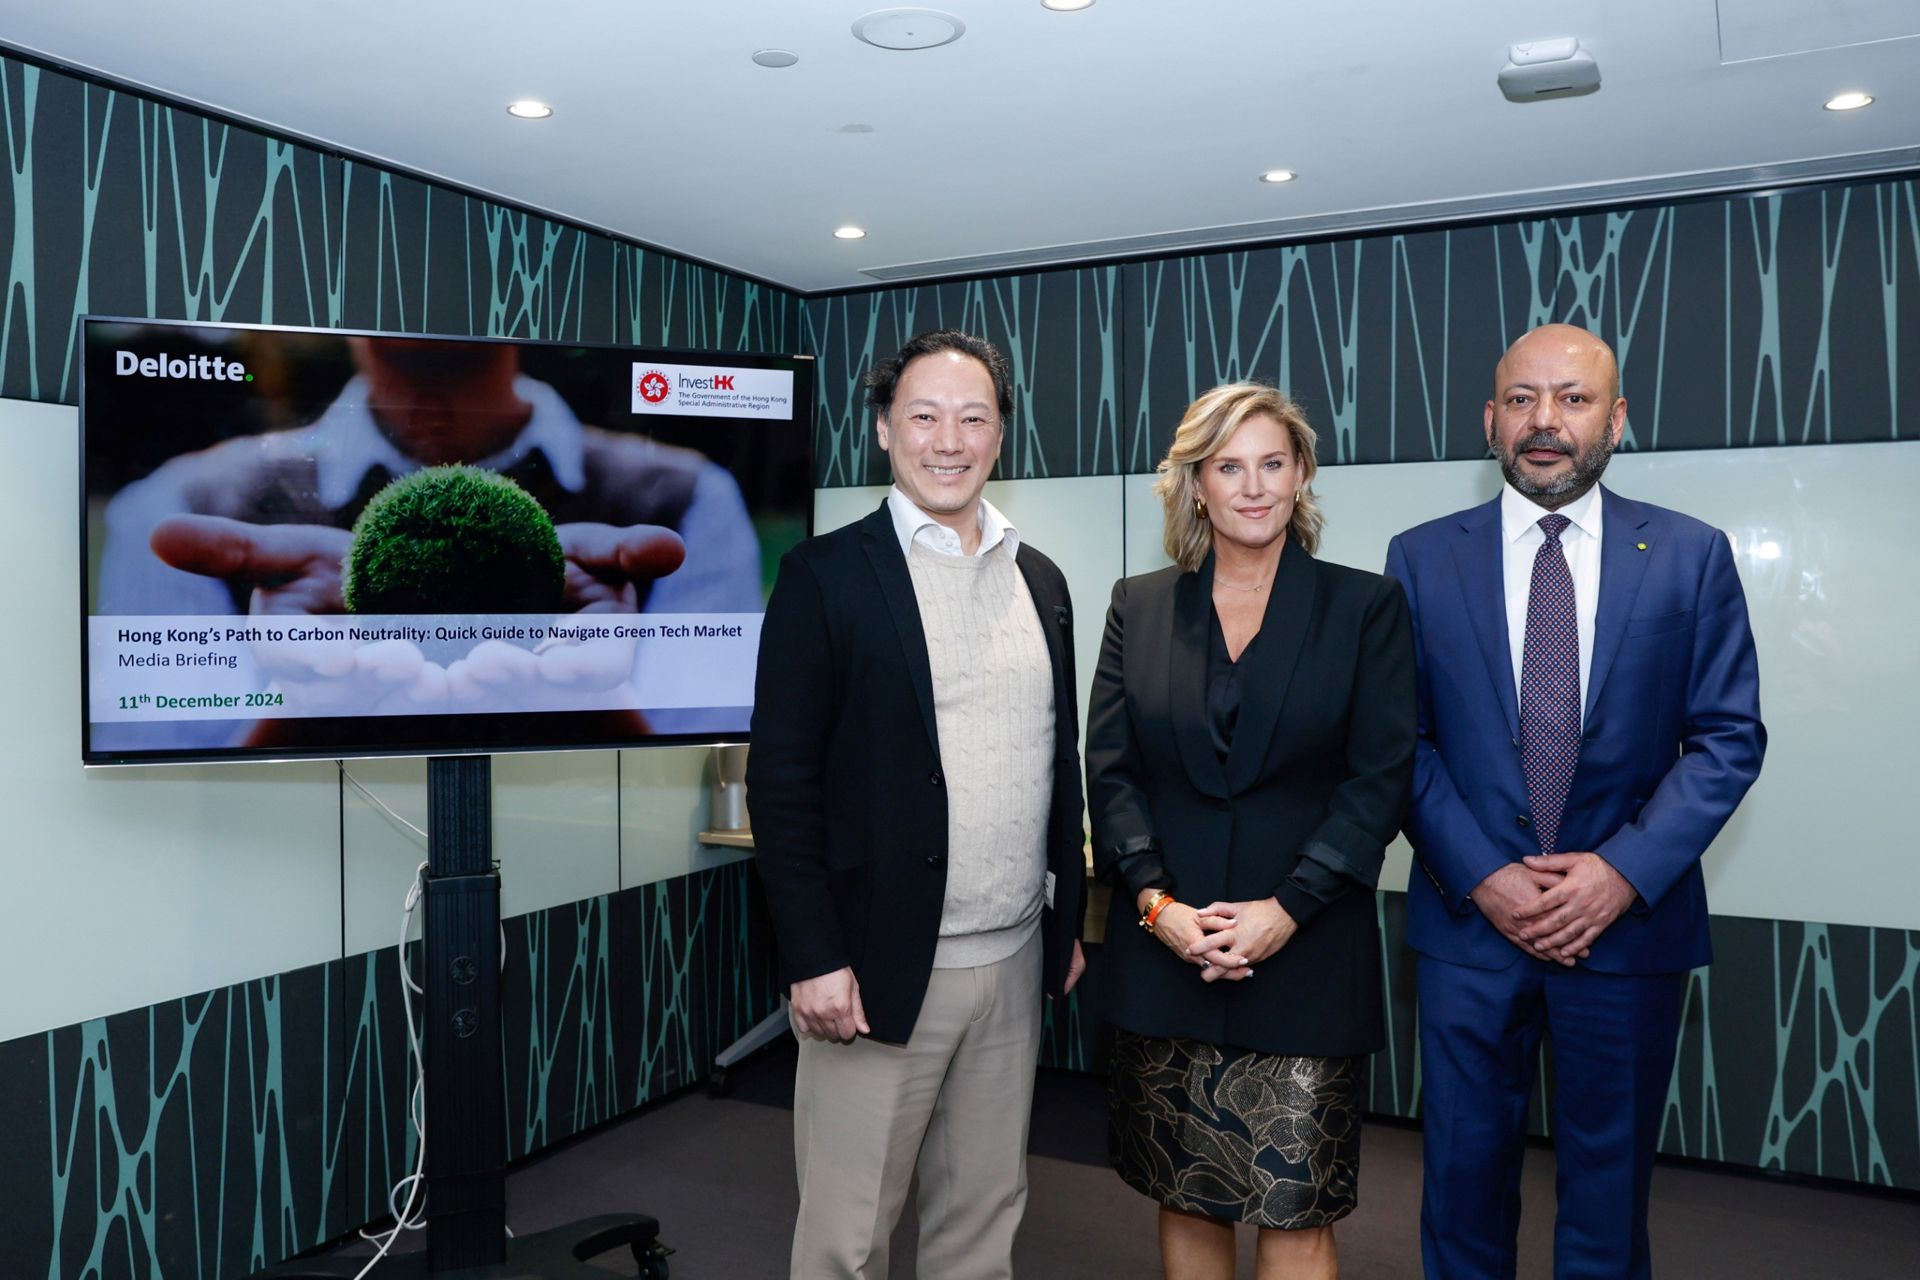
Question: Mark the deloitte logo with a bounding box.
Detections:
[635,369,671,404]
[115,350,252,382]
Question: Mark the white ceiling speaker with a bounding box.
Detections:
[852,8,966,51]
[1497,37,1600,102]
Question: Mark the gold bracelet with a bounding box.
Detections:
[1139,890,1175,931]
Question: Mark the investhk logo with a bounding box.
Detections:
[115,350,252,382]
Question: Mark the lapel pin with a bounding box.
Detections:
[1636,542,1648,551]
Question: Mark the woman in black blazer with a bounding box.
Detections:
[1087,383,1415,1279]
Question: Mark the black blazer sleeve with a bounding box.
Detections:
[1015,545,1093,997]
[1275,575,1417,900]
[1086,576,1167,891]
[744,551,847,985]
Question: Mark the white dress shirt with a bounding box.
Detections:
[1501,482,1602,723]
[886,485,1021,561]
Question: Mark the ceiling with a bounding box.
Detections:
[2,0,1915,293]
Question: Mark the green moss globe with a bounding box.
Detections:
[343,465,565,614]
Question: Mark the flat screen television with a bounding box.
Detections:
[80,317,814,765]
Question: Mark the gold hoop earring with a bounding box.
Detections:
[1194,497,1209,521]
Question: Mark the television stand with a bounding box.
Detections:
[256,757,670,1279]
[253,1212,669,1279]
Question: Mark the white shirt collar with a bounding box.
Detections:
[885,485,1020,559]
[311,373,587,509]
[1500,480,1602,545]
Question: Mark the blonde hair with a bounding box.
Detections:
[1152,382,1324,571]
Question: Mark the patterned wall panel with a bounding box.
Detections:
[338,946,421,1236]
[810,179,1919,488]
[1039,956,1097,1075]
[802,266,1121,487]
[677,853,784,1101]
[0,53,801,411]
[0,963,345,1280]
[1124,223,1550,468]
[503,897,623,1162]
[1549,184,1920,451]
[1368,890,1422,1118]
[335,161,797,354]
[1666,917,1920,1188]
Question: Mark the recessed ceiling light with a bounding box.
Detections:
[1258,169,1298,184]
[752,49,800,68]
[1824,91,1873,112]
[834,226,867,240]
[1042,0,1096,10]
[506,100,553,120]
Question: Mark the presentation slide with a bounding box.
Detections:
[80,319,813,764]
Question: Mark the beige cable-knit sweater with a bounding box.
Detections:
[906,542,1056,969]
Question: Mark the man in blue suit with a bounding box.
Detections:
[1385,324,1765,1279]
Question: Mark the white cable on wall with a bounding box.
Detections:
[347,857,429,1278]
[341,765,429,844]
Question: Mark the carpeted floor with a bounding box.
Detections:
[306,1039,1919,1278]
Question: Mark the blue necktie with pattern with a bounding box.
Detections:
[1520,513,1580,854]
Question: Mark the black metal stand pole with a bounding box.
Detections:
[421,754,506,1272]
[253,755,667,1280]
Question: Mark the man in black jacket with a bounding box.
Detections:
[748,330,1086,1279]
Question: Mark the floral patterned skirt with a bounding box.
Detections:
[1107,1030,1364,1229]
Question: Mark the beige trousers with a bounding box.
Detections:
[790,931,1044,1280]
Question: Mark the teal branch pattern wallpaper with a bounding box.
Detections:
[805,180,1919,484]
[0,54,800,404]
[801,267,1119,487]
[0,863,779,1280]
[0,964,342,1280]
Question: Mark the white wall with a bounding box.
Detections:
[0,398,727,1043]
[2,400,340,1039]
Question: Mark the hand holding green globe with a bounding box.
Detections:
[343,466,565,615]
[144,468,689,724]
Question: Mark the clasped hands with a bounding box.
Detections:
[1143,893,1297,985]
[1470,852,1638,966]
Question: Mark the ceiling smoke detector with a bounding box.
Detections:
[1497,37,1600,102]
[852,8,966,51]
